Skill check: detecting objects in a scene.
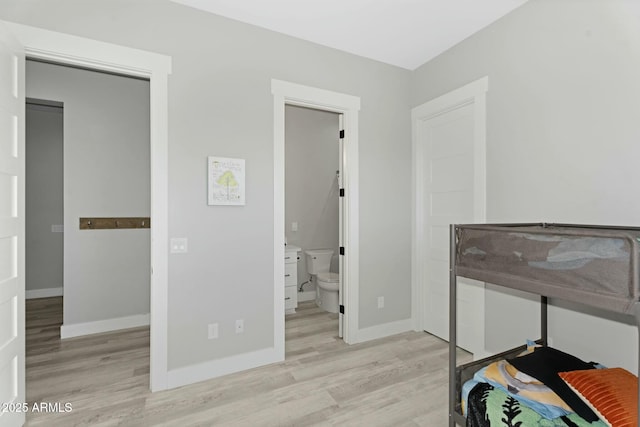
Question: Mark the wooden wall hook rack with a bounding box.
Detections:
[79,217,151,230]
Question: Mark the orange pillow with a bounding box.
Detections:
[559,368,637,427]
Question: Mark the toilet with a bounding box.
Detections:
[304,249,340,313]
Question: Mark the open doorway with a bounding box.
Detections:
[25,59,151,335]
[4,23,171,403]
[272,79,360,351]
[284,105,341,343]
[23,60,152,413]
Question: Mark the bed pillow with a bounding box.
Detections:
[559,368,637,427]
[507,346,599,422]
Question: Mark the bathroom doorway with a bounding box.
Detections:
[272,79,360,350]
[284,105,341,337]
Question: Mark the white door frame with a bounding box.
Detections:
[338,114,344,339]
[411,77,488,353]
[272,79,360,348]
[5,21,172,391]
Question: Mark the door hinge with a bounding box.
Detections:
[339,247,345,256]
[339,188,344,197]
[339,305,345,314]
[339,129,345,139]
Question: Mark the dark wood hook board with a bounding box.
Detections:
[79,217,151,230]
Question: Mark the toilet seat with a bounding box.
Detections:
[317,272,339,293]
[317,272,339,283]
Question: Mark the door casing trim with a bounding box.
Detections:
[6,21,172,391]
[411,76,488,356]
[272,79,360,347]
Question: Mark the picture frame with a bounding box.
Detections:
[207,156,245,206]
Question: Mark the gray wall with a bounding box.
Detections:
[7,0,636,382]
[25,60,151,326]
[285,105,340,289]
[25,102,63,293]
[0,0,413,370]
[9,0,637,383]
[412,0,640,372]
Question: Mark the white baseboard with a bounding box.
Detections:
[167,346,281,389]
[61,313,150,339]
[26,287,63,299]
[354,318,413,343]
[298,291,316,302]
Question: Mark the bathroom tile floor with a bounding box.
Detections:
[25,298,470,426]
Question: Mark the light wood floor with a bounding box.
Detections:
[25,298,467,426]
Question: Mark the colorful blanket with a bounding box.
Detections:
[466,383,606,427]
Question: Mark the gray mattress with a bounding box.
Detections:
[454,224,640,314]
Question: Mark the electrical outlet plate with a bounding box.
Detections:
[377,296,384,309]
[170,237,188,253]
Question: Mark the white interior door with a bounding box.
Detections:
[338,114,344,339]
[0,21,25,427]
[418,102,485,354]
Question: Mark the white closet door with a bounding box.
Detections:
[0,20,26,427]
[419,102,484,354]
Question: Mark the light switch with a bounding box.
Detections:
[291,222,298,232]
[170,237,188,253]
[208,323,218,339]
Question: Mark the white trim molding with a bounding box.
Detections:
[61,313,150,339]
[411,76,488,353]
[353,318,413,343]
[167,347,280,389]
[26,287,63,299]
[6,21,172,391]
[272,79,360,348]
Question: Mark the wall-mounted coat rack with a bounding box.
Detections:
[79,217,150,230]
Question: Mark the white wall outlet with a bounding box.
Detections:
[170,237,188,253]
[291,222,298,232]
[208,323,218,339]
[377,296,384,309]
[235,319,244,334]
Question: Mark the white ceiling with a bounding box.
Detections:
[170,0,529,70]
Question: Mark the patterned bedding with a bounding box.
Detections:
[466,382,606,427]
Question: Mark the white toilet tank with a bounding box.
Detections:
[305,249,334,274]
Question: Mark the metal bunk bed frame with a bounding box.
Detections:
[447,222,640,427]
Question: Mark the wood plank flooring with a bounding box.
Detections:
[25,298,468,426]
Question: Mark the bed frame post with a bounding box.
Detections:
[449,224,457,427]
[541,296,548,346]
[635,302,640,427]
